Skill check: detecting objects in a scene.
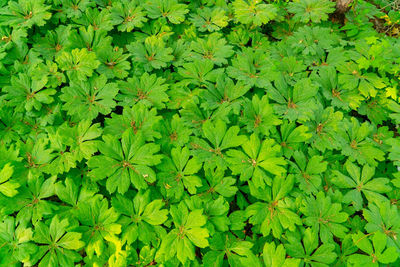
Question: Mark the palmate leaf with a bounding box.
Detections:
[349,231,399,265]
[156,202,209,264]
[275,56,308,86]
[189,33,234,66]
[190,7,229,32]
[75,196,121,258]
[128,36,173,71]
[32,215,85,267]
[232,0,277,26]
[55,177,96,217]
[336,118,385,167]
[246,175,301,238]
[332,161,391,210]
[66,25,112,52]
[269,77,318,122]
[315,66,364,111]
[32,25,70,60]
[129,245,156,267]
[191,119,246,170]
[44,120,101,175]
[88,130,162,193]
[200,74,251,116]
[0,26,27,62]
[157,146,202,200]
[18,137,56,177]
[0,163,20,197]
[270,120,312,158]
[0,107,25,145]
[227,133,286,187]
[304,104,344,152]
[0,217,36,266]
[287,26,340,64]
[358,96,390,125]
[288,0,335,23]
[263,242,301,267]
[46,130,76,175]
[337,61,387,98]
[199,166,238,199]
[289,151,327,195]
[96,46,131,79]
[203,232,259,267]
[300,192,349,243]
[74,7,114,32]
[111,190,168,245]
[116,72,169,109]
[4,74,55,112]
[58,120,102,161]
[0,0,51,29]
[240,95,281,136]
[171,39,192,67]
[158,113,193,150]
[31,60,66,89]
[285,228,337,266]
[110,0,148,32]
[186,195,231,233]
[145,0,189,24]
[55,48,100,81]
[227,47,273,88]
[363,201,400,252]
[104,103,161,141]
[178,60,223,86]
[52,0,94,20]
[60,74,119,121]
[13,175,56,225]
[179,100,212,133]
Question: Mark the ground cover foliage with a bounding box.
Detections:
[0,0,400,266]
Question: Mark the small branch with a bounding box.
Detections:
[335,0,354,14]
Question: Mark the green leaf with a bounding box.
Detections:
[190,7,228,32]
[157,204,209,264]
[112,190,167,245]
[286,228,337,265]
[263,242,300,267]
[189,33,234,66]
[233,0,277,26]
[4,74,55,112]
[145,0,189,24]
[158,146,202,200]
[0,217,37,265]
[301,192,349,243]
[88,130,162,193]
[288,0,335,23]
[241,95,281,136]
[0,163,19,197]
[191,119,246,170]
[1,0,51,28]
[56,48,100,81]
[117,72,169,109]
[227,47,273,88]
[111,0,148,32]
[33,215,84,266]
[75,197,121,258]
[227,133,287,187]
[332,161,391,210]
[60,74,118,121]
[128,36,174,71]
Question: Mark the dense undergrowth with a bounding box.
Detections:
[0,0,400,266]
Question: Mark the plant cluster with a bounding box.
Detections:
[0,0,400,266]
